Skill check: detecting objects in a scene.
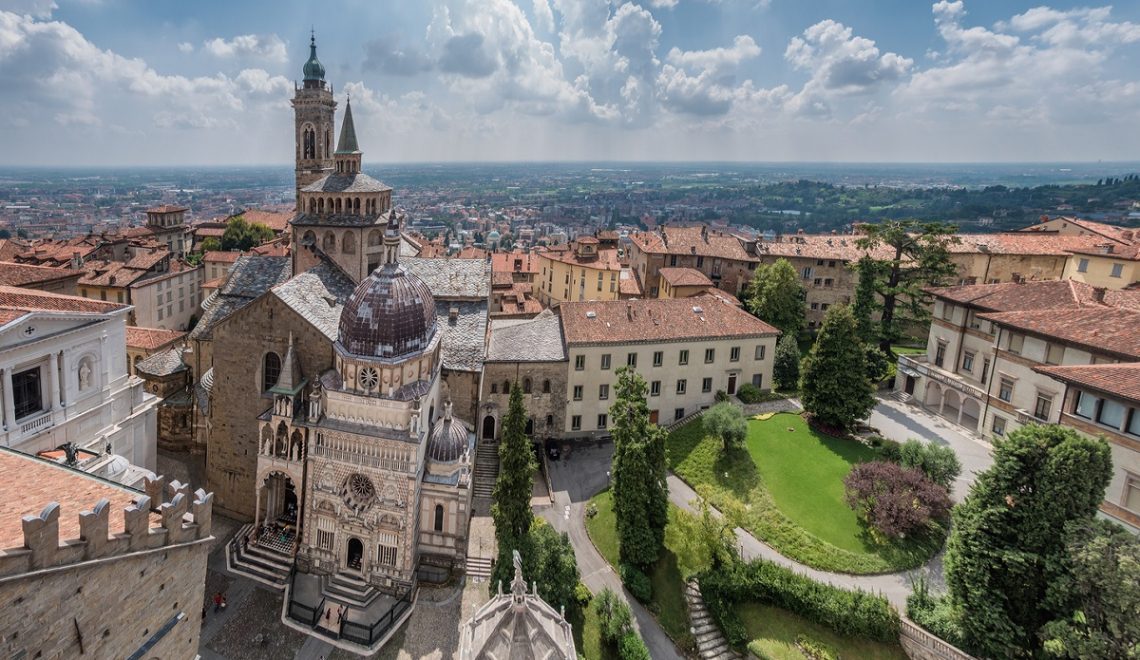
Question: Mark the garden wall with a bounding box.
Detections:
[899,618,976,660]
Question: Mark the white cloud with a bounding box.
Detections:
[202,34,287,63]
[785,20,911,94]
[659,35,762,116]
[1005,5,1140,48]
[177,42,193,53]
[532,0,554,32]
[666,35,760,71]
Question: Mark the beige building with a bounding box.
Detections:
[1063,241,1140,290]
[628,225,758,298]
[480,309,568,443]
[1034,363,1140,533]
[561,297,778,437]
[534,237,624,306]
[0,454,213,660]
[142,205,190,256]
[129,261,203,331]
[895,280,1140,444]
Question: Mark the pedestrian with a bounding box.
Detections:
[212,592,222,613]
[325,607,332,623]
[220,595,227,611]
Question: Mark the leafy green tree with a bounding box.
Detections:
[772,334,800,391]
[746,258,805,338]
[800,305,875,432]
[610,367,668,568]
[595,588,633,643]
[198,237,222,253]
[703,402,747,451]
[944,424,1112,658]
[855,221,959,355]
[898,439,961,490]
[670,501,738,578]
[527,520,581,616]
[491,383,535,587]
[850,255,879,345]
[220,216,275,251]
[1042,520,1140,659]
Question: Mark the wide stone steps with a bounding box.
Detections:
[322,572,381,609]
[227,524,291,589]
[466,555,493,580]
[685,580,742,660]
[892,391,914,403]
[472,442,500,499]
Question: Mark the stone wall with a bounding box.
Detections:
[443,369,481,428]
[479,360,568,441]
[207,295,334,519]
[899,618,977,660]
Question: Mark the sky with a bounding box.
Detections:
[2,0,1140,166]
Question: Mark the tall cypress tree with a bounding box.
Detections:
[800,305,875,432]
[772,334,801,391]
[610,367,668,567]
[491,383,535,587]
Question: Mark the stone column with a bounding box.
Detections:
[1,369,13,430]
[57,351,65,407]
[254,484,262,530]
[46,353,58,412]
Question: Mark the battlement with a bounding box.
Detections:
[0,473,213,578]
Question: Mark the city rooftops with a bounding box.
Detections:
[1034,362,1140,404]
[630,225,755,261]
[145,205,188,214]
[926,279,1127,313]
[126,326,186,351]
[0,261,82,288]
[659,267,712,287]
[979,306,1140,360]
[561,296,778,345]
[0,285,127,320]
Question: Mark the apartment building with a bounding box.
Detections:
[129,261,204,331]
[560,297,778,438]
[627,225,758,298]
[1062,240,1140,289]
[895,280,1140,442]
[534,238,623,306]
[1034,363,1140,533]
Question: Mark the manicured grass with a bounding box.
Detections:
[891,344,927,355]
[570,595,619,660]
[739,603,908,660]
[666,412,944,574]
[585,490,694,653]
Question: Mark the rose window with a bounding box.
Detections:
[341,473,377,514]
[359,367,379,390]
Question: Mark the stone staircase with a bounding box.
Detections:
[227,523,292,589]
[891,390,914,403]
[472,440,499,500]
[322,572,381,609]
[685,580,742,660]
[465,555,493,582]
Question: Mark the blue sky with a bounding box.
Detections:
[2,0,1140,165]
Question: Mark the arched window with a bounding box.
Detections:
[302,230,316,246]
[303,126,315,159]
[368,229,382,246]
[318,198,324,214]
[433,504,444,532]
[546,414,554,428]
[323,232,337,253]
[308,198,315,213]
[343,232,356,254]
[490,383,498,394]
[335,198,342,214]
[354,198,361,214]
[542,379,551,394]
[502,380,510,394]
[523,378,532,394]
[263,352,281,392]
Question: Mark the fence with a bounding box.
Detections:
[898,617,977,660]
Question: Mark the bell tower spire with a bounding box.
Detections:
[291,31,336,209]
[333,97,362,175]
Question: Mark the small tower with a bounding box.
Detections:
[333,97,362,175]
[292,32,336,208]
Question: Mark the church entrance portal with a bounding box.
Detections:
[255,472,299,554]
[482,415,495,441]
[347,537,364,571]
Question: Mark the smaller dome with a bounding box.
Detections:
[303,35,325,82]
[427,414,470,463]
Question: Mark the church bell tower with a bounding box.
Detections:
[291,32,336,209]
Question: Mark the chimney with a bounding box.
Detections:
[627,302,633,321]
[1093,287,1107,303]
[1123,230,1135,242]
[449,306,459,323]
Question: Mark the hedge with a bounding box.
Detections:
[698,558,899,647]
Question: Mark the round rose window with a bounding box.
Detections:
[359,367,379,390]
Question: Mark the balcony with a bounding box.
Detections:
[897,354,986,400]
[19,411,53,436]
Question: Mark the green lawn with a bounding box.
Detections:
[666,412,944,574]
[584,490,694,652]
[740,603,908,660]
[570,594,619,660]
[891,344,927,355]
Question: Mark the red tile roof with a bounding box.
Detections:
[753,234,893,261]
[541,245,623,271]
[0,285,127,317]
[979,307,1140,360]
[948,233,1112,256]
[77,261,149,288]
[1020,216,1137,244]
[491,251,539,275]
[630,226,755,262]
[123,248,169,271]
[240,209,291,233]
[203,251,243,263]
[0,261,81,287]
[194,227,226,238]
[928,279,1111,312]
[561,296,778,345]
[146,205,188,214]
[619,269,642,296]
[126,326,186,351]
[659,267,712,287]
[1034,363,1140,403]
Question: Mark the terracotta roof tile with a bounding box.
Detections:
[619,269,642,296]
[752,234,894,261]
[0,261,80,287]
[204,251,243,263]
[561,296,778,345]
[1034,362,1140,403]
[491,251,539,275]
[948,233,1112,256]
[146,205,188,214]
[123,249,169,271]
[659,267,712,287]
[929,279,1107,312]
[125,326,186,351]
[77,261,149,288]
[0,285,126,317]
[978,307,1140,359]
[630,226,755,262]
[541,245,623,271]
[239,209,292,232]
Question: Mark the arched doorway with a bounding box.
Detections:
[347,537,364,571]
[482,415,496,440]
[960,397,981,432]
[924,382,942,409]
[524,418,534,436]
[943,390,961,421]
[255,472,298,552]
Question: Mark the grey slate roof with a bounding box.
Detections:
[299,172,392,194]
[335,99,360,154]
[135,346,188,377]
[271,261,356,341]
[402,257,491,299]
[190,256,291,340]
[486,309,566,362]
[435,301,487,373]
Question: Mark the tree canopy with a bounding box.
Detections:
[610,367,668,568]
[746,258,805,338]
[491,383,536,588]
[703,402,748,452]
[799,305,875,432]
[772,334,801,391]
[220,216,275,252]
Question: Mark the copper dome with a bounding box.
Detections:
[338,264,436,359]
[427,415,470,463]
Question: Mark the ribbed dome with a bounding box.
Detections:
[427,415,469,463]
[303,35,325,82]
[337,264,436,359]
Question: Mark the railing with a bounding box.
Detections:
[286,567,325,628]
[339,583,416,647]
[897,355,986,400]
[310,445,411,472]
[19,412,53,435]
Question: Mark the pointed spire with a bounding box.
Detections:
[302,31,325,82]
[335,97,360,154]
[272,332,304,394]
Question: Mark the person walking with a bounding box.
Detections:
[212,592,223,613]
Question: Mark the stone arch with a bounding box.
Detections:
[542,379,551,394]
[322,231,337,253]
[262,351,281,392]
[290,429,304,459]
[961,397,981,432]
[354,197,361,215]
[433,504,444,532]
[368,229,382,247]
[274,421,288,457]
[335,198,342,214]
[260,424,272,453]
[502,380,510,394]
[342,231,356,255]
[308,198,316,213]
[318,198,325,214]
[482,415,496,440]
[923,382,942,409]
[301,230,316,246]
[943,390,961,420]
[523,377,532,394]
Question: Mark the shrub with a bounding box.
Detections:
[620,563,653,603]
[875,438,902,462]
[618,631,651,660]
[907,578,966,648]
[795,634,838,660]
[595,587,633,643]
[585,502,598,519]
[703,402,748,451]
[715,389,730,403]
[575,582,592,608]
[700,558,900,644]
[898,439,962,489]
[844,461,951,539]
[736,382,763,404]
